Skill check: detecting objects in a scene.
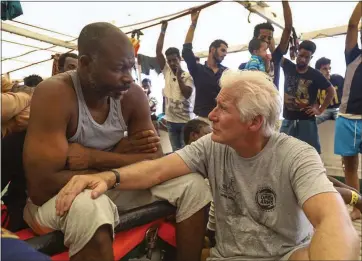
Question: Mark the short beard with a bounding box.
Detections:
[213,54,220,64]
[296,64,307,70]
[88,73,98,90]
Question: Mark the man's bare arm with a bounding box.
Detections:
[176,67,193,99]
[23,79,94,206]
[100,153,192,190]
[156,22,167,70]
[346,2,361,52]
[319,86,336,113]
[277,1,293,54]
[302,193,360,259]
[184,10,199,45]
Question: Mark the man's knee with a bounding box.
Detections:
[62,190,119,256]
[152,173,212,222]
[66,189,118,224]
[173,173,211,200]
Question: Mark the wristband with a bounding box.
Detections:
[110,169,121,189]
[190,23,197,28]
[161,30,166,34]
[349,190,359,206]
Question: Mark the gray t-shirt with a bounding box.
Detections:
[176,132,337,260]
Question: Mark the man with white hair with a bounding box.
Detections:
[55,70,359,260]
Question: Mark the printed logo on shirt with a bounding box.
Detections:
[220,177,243,215]
[255,186,276,212]
[317,85,339,106]
[284,77,313,111]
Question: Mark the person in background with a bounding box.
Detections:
[238,1,292,89]
[1,75,42,231]
[58,53,78,73]
[156,21,196,151]
[334,1,362,220]
[183,119,215,248]
[4,75,44,137]
[2,75,16,93]
[1,90,31,137]
[55,70,359,261]
[195,56,200,64]
[23,74,43,87]
[183,119,211,146]
[277,40,335,155]
[141,78,158,118]
[244,38,270,72]
[182,9,227,124]
[315,57,344,125]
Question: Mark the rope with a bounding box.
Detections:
[11,20,76,38]
[124,1,221,34]
[1,36,77,62]
[2,39,59,53]
[3,1,221,75]
[3,49,74,75]
[2,1,218,66]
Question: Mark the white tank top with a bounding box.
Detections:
[68,71,127,151]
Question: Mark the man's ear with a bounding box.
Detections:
[189,131,199,143]
[79,55,92,67]
[248,115,264,132]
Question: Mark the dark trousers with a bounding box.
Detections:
[2,130,28,231]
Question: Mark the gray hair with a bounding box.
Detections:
[219,70,282,136]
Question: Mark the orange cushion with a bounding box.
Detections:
[158,222,176,247]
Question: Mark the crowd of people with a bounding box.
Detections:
[1,1,361,261]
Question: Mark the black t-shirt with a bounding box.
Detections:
[182,43,227,117]
[339,45,362,115]
[317,74,344,109]
[280,59,332,120]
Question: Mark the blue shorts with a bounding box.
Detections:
[280,119,320,154]
[334,116,362,156]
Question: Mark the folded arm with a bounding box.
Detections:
[24,80,95,206]
[72,84,164,171]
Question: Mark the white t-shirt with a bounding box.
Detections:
[162,64,195,123]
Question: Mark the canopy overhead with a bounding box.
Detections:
[1,0,359,79]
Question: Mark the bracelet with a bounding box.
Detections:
[110,169,121,189]
[190,23,197,28]
[161,30,166,34]
[349,190,359,206]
